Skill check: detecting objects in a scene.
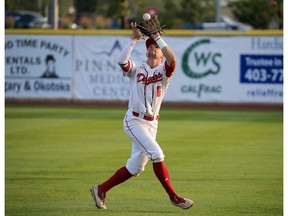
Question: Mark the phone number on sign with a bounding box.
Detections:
[243,68,283,83]
[240,54,283,84]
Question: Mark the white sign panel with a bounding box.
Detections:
[164,36,283,103]
[5,35,73,98]
[74,36,148,100]
[74,35,283,103]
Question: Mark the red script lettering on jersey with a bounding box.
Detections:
[137,72,162,85]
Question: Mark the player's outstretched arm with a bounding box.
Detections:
[151,32,176,67]
[118,22,143,73]
[130,22,144,41]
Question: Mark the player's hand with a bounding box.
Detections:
[151,32,160,40]
[130,22,144,41]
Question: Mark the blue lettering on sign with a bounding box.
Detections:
[240,54,283,84]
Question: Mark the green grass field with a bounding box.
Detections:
[5,105,283,216]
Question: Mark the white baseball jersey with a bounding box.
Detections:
[121,60,175,117]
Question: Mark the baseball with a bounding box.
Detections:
[143,13,151,21]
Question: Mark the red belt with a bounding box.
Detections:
[132,111,159,121]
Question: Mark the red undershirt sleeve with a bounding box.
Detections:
[165,61,176,77]
[121,60,131,72]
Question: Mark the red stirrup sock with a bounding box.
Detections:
[153,161,178,199]
[99,166,133,193]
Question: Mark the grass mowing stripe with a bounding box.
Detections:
[5,106,282,216]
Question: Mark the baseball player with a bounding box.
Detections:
[90,22,193,210]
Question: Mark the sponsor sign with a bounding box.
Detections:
[164,36,283,103]
[73,36,146,100]
[5,34,283,104]
[5,35,73,98]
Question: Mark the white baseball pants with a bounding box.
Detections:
[123,110,165,176]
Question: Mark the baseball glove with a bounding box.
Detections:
[137,15,166,37]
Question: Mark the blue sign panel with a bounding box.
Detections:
[240,55,283,84]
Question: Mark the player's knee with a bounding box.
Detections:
[126,165,145,176]
[134,167,145,176]
[151,152,165,163]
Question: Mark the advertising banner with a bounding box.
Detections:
[5,34,283,104]
[74,35,283,103]
[74,36,146,100]
[165,36,283,103]
[5,35,73,98]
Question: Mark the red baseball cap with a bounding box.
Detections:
[146,38,157,49]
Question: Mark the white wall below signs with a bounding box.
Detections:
[5,34,283,104]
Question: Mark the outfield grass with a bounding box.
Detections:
[5,106,283,216]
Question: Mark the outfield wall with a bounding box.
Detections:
[5,29,283,104]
